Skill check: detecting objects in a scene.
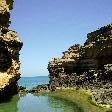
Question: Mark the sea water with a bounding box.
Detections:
[0,76,83,112]
[18,76,49,89]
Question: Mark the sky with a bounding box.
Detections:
[10,0,112,77]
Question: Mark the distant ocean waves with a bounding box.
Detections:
[18,76,49,89]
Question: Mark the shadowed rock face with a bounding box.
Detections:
[48,24,112,105]
[0,0,23,101]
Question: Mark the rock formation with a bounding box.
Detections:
[0,0,22,101]
[48,24,112,105]
[29,84,50,93]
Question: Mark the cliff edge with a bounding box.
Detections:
[0,0,22,101]
[48,24,112,105]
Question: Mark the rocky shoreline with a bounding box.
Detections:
[19,24,112,106]
[0,0,22,101]
[47,24,112,105]
[0,0,112,108]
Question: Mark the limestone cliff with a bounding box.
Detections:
[0,0,22,101]
[48,24,112,105]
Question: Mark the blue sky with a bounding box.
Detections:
[10,0,112,77]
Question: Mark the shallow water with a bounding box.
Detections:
[0,93,83,112]
[0,77,83,112]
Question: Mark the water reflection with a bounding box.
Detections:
[48,96,84,112]
[17,93,52,112]
[0,93,84,112]
[0,95,19,112]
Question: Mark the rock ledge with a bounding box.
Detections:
[48,24,112,105]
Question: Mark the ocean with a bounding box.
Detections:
[0,76,81,112]
[18,76,49,89]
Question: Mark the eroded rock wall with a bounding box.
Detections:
[0,0,23,101]
[48,24,112,104]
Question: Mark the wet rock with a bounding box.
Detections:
[18,86,27,93]
[29,84,50,93]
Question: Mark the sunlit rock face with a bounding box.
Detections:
[0,0,23,100]
[48,24,112,104]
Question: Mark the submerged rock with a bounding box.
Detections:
[0,0,22,101]
[48,24,112,105]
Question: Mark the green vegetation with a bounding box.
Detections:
[49,89,112,112]
[0,95,19,112]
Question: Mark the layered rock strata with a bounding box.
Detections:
[0,0,22,101]
[48,24,112,105]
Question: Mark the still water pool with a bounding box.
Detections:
[0,93,83,112]
[0,77,83,112]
